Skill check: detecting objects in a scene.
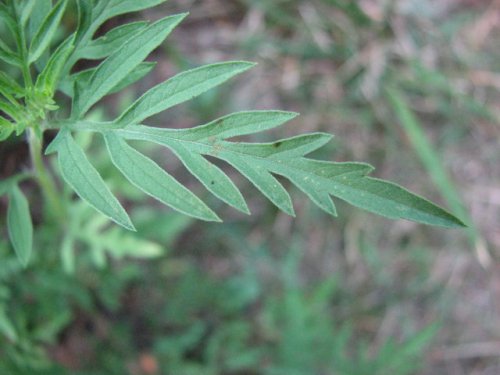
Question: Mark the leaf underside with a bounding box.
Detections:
[38,2,465,230]
[114,111,465,228]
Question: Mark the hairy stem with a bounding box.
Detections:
[28,129,65,222]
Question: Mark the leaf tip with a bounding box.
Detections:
[442,216,468,229]
[121,220,137,232]
[233,61,258,71]
[240,205,251,215]
[167,12,189,26]
[211,214,223,223]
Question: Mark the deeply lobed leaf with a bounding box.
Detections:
[104,132,220,222]
[78,21,148,60]
[1,3,463,232]
[117,111,465,228]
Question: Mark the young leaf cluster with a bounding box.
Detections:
[0,0,464,266]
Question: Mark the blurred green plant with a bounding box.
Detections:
[0,0,463,267]
[0,0,475,373]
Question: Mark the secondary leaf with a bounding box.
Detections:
[47,130,135,230]
[75,0,93,44]
[72,13,187,118]
[20,0,37,28]
[77,211,164,260]
[78,21,148,60]
[0,100,21,121]
[29,0,68,63]
[114,61,256,127]
[96,0,168,25]
[0,39,20,67]
[0,71,24,97]
[104,132,220,222]
[7,185,33,266]
[35,34,75,95]
[0,117,15,141]
[61,62,156,98]
[27,0,52,40]
[166,142,250,214]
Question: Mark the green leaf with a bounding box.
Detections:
[114,61,256,127]
[75,0,93,44]
[174,110,300,140]
[0,174,28,196]
[27,0,52,39]
[167,142,250,214]
[0,5,17,39]
[29,0,68,63]
[61,62,156,98]
[0,71,24,98]
[7,185,33,266]
[72,13,187,118]
[20,0,37,27]
[117,111,465,227]
[223,152,296,216]
[77,211,164,259]
[96,0,167,24]
[0,39,20,67]
[47,130,135,230]
[0,100,21,121]
[104,132,220,222]
[110,62,156,94]
[35,34,75,95]
[386,88,473,232]
[79,21,149,60]
[0,117,15,141]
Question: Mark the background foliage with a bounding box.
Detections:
[0,0,499,374]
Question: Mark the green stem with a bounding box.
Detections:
[28,128,65,222]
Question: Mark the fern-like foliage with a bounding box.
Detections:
[0,0,464,264]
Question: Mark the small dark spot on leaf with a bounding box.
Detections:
[273,141,282,148]
[210,180,215,185]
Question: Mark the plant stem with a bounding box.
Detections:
[28,128,65,222]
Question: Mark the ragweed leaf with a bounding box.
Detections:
[96,0,168,23]
[27,0,52,40]
[0,39,20,67]
[0,71,24,98]
[0,117,15,141]
[46,130,135,231]
[7,185,33,266]
[78,21,149,60]
[20,0,37,27]
[72,13,187,118]
[29,0,68,63]
[114,61,256,127]
[62,62,156,98]
[0,100,21,121]
[75,0,93,43]
[166,142,250,214]
[116,111,465,228]
[35,34,75,95]
[104,132,220,222]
